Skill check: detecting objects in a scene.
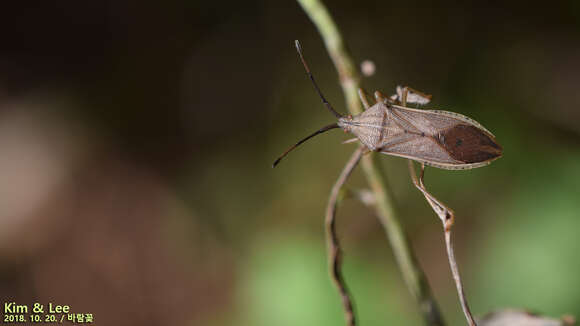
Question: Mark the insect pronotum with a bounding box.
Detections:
[272,41,502,170]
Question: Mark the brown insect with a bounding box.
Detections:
[273,41,502,170]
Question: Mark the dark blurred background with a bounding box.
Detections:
[0,1,579,325]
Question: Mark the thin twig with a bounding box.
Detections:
[297,0,444,325]
[408,161,477,326]
[446,230,476,326]
[326,146,364,326]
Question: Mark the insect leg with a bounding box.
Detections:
[408,161,454,229]
[342,138,359,145]
[400,87,407,106]
[400,86,432,107]
[357,88,372,110]
[374,90,387,103]
[326,146,365,326]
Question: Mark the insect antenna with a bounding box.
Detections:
[272,123,339,168]
[295,40,343,119]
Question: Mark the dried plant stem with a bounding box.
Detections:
[326,146,364,326]
[297,0,444,325]
[446,230,476,326]
[408,161,477,326]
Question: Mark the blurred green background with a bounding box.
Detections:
[0,1,579,325]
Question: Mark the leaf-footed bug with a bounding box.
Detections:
[272,40,502,326]
[273,41,502,170]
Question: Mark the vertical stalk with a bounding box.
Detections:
[296,0,444,324]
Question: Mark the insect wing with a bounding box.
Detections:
[379,105,502,170]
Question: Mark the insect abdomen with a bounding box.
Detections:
[438,124,502,164]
